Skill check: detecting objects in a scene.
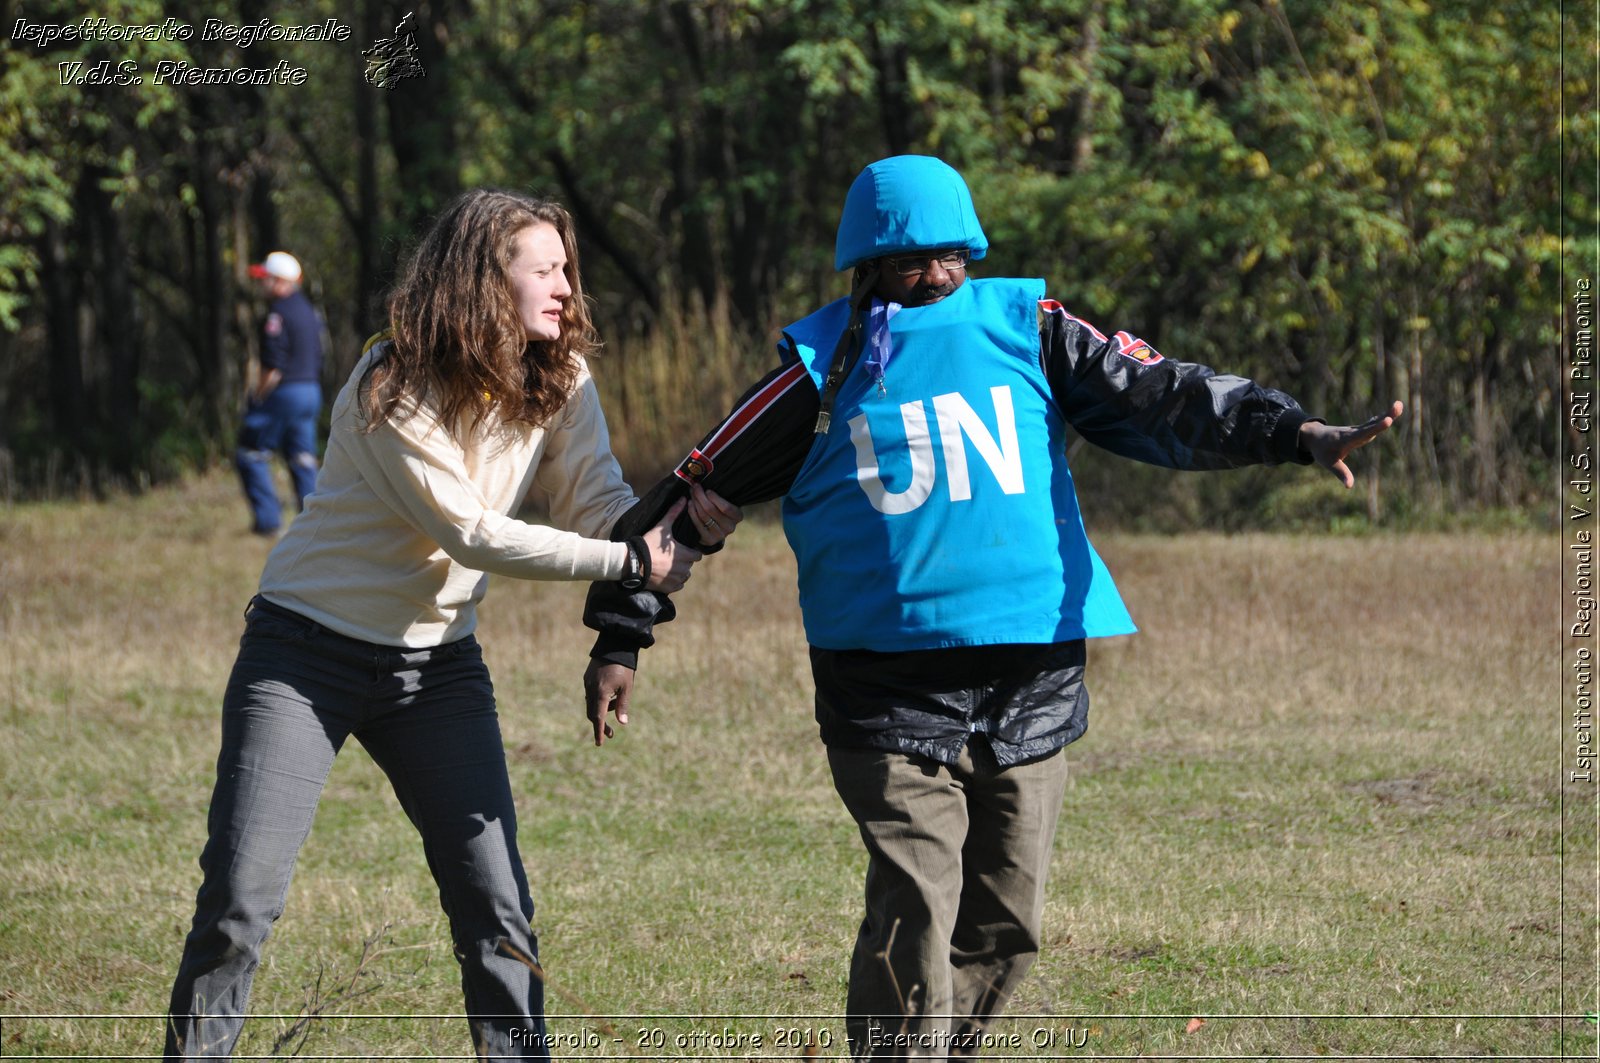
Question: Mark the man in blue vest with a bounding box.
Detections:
[237,250,325,537]
[582,156,1400,1058]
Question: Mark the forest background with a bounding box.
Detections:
[0,0,1591,529]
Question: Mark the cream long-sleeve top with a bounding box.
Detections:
[259,345,635,647]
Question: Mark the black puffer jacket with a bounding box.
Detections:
[809,640,1088,766]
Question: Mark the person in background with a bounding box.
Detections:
[165,190,740,1061]
[237,250,324,537]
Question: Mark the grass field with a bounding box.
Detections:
[0,469,1588,1060]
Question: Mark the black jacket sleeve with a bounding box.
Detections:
[584,358,819,667]
[1038,301,1316,469]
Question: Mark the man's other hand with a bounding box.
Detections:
[1300,400,1404,489]
[584,660,634,747]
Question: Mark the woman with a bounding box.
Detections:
[163,189,739,1060]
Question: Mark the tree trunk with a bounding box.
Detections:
[1071,2,1104,172]
[384,0,461,236]
[355,0,385,347]
[191,114,231,439]
[868,21,913,156]
[82,167,142,479]
[659,2,722,312]
[40,218,86,461]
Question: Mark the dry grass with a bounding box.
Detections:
[591,295,780,485]
[0,470,1582,1059]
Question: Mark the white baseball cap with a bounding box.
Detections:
[249,251,302,283]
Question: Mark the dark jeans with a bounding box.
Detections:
[164,598,548,1060]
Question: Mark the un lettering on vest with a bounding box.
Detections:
[847,385,1025,515]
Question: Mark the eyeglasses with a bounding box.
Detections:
[883,250,970,277]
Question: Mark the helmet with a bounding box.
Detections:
[833,155,989,272]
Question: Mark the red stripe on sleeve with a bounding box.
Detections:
[1039,300,1108,344]
[697,360,812,461]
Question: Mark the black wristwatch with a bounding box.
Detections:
[619,537,649,591]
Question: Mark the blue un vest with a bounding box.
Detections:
[780,278,1136,652]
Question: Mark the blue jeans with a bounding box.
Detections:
[164,598,549,1060]
[235,380,322,534]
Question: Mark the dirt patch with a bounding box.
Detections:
[1345,772,1444,810]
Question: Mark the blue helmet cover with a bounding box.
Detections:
[834,155,989,272]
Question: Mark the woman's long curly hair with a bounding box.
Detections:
[361,189,599,435]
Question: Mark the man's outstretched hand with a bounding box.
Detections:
[1299,400,1403,489]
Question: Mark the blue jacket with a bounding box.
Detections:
[261,289,324,384]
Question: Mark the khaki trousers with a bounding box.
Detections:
[828,739,1071,1060]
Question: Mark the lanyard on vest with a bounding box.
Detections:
[812,264,881,435]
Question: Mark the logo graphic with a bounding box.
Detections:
[674,449,714,484]
[850,385,1026,515]
[1114,330,1163,365]
[363,12,425,89]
